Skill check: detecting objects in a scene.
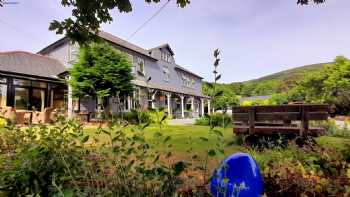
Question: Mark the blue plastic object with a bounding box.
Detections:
[210,152,263,197]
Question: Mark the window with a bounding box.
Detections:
[137,57,145,75]
[32,89,45,111]
[14,87,29,110]
[69,42,79,63]
[13,78,48,111]
[14,79,31,86]
[161,52,172,63]
[127,54,135,73]
[32,81,47,88]
[0,78,7,107]
[163,65,170,82]
[182,74,195,88]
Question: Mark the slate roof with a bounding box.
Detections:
[0,51,66,80]
[175,64,203,79]
[98,31,157,60]
[148,43,175,55]
[132,79,209,98]
[38,31,202,79]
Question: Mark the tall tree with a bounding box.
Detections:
[70,42,134,114]
[50,0,326,45]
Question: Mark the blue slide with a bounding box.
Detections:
[210,152,263,197]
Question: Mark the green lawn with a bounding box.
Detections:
[84,124,350,159]
[85,124,236,153]
[316,135,350,151]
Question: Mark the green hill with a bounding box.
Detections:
[203,62,332,97]
[247,62,330,83]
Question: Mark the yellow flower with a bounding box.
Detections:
[0,118,7,128]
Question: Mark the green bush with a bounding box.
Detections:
[312,119,350,138]
[119,109,151,124]
[0,115,185,197]
[251,146,350,196]
[195,113,231,127]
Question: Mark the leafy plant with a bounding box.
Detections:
[0,114,186,197]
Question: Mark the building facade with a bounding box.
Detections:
[38,31,211,118]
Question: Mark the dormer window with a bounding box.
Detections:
[161,51,172,63]
[181,73,195,88]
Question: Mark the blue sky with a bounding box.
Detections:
[1,0,349,83]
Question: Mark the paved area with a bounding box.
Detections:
[168,118,197,125]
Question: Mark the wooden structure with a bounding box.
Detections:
[232,104,329,136]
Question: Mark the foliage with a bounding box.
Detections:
[49,0,190,45]
[203,82,240,109]
[312,119,350,138]
[119,109,151,124]
[0,115,188,197]
[70,42,133,99]
[195,113,231,127]
[148,108,170,126]
[0,118,6,128]
[1,116,350,196]
[251,146,350,197]
[240,93,288,106]
[288,56,350,114]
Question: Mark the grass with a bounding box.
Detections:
[84,124,350,160]
[85,124,236,153]
[316,136,350,151]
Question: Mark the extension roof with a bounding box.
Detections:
[0,51,66,80]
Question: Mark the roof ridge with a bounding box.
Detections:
[98,31,149,53]
[148,43,170,50]
[0,50,65,67]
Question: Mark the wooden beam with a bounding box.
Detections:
[248,107,255,135]
[234,126,324,135]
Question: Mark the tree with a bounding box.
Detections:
[49,0,326,45]
[322,56,350,114]
[70,42,134,115]
[287,56,350,114]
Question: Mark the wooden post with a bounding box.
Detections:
[300,105,309,136]
[248,107,255,135]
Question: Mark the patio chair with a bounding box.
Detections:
[0,106,13,120]
[32,107,54,124]
[15,110,32,125]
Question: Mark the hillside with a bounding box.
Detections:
[203,62,331,97]
[247,62,330,83]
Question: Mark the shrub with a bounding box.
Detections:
[0,115,186,197]
[119,109,151,124]
[247,145,350,197]
[312,119,350,138]
[195,113,231,127]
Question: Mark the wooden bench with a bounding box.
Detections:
[232,104,330,136]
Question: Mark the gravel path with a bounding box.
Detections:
[168,118,197,125]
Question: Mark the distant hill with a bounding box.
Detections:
[203,62,332,97]
[246,62,331,83]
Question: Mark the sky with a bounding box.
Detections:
[1,0,350,83]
